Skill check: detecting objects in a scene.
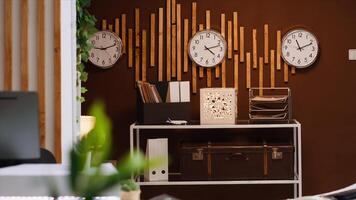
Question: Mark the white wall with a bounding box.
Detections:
[0,0,77,163]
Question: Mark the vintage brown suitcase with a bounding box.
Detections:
[180,142,294,181]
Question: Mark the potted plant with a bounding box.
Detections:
[120,179,141,200]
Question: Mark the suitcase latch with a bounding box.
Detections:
[272,148,283,160]
[192,148,204,160]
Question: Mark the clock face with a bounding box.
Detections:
[188,29,227,67]
[89,31,122,68]
[281,29,319,68]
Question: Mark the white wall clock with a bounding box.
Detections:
[281,28,319,68]
[188,29,227,67]
[89,30,123,69]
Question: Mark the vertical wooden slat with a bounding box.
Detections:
[270,50,275,88]
[239,26,245,62]
[166,0,172,81]
[277,30,281,70]
[192,2,197,93]
[158,8,164,81]
[108,24,113,32]
[135,48,140,82]
[234,54,239,89]
[37,0,46,147]
[150,13,156,67]
[4,0,12,91]
[246,52,251,89]
[135,8,140,47]
[233,12,238,51]
[284,62,289,82]
[128,29,133,68]
[121,14,127,54]
[206,10,212,87]
[21,0,29,91]
[142,30,147,81]
[253,29,257,69]
[259,57,264,96]
[264,24,269,63]
[176,4,182,80]
[54,0,62,162]
[183,19,189,73]
[222,59,226,87]
[199,24,204,78]
[217,13,225,78]
[115,18,120,36]
[172,0,176,23]
[102,19,107,30]
[172,24,177,77]
[227,20,232,59]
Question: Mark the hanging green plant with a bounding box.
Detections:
[76,0,97,103]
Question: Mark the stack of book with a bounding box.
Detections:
[137,81,163,103]
[249,88,291,120]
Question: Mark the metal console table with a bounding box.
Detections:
[129,119,302,198]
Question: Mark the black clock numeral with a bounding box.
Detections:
[309,53,313,58]
[213,34,216,39]
[292,34,296,39]
[97,57,100,62]
[194,52,198,57]
[220,47,223,52]
[218,40,221,45]
[312,46,315,51]
[192,46,196,50]
[206,33,211,38]
[96,35,99,40]
[304,58,308,62]
[287,39,292,44]
[91,40,95,45]
[109,58,112,63]
[286,52,290,57]
[91,52,94,58]
[102,60,105,65]
[297,59,301,64]
[217,54,221,58]
[102,33,106,38]
[292,57,295,61]
[284,45,288,50]
[116,47,119,52]
[200,35,204,40]
[212,58,216,63]
[200,57,204,62]
[298,32,303,37]
[195,40,199,44]
[205,59,209,65]
[306,34,309,39]
[113,54,117,58]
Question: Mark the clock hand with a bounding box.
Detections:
[93,43,116,50]
[299,42,313,50]
[295,40,302,52]
[205,44,220,50]
[204,45,215,55]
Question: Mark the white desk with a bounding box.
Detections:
[0,164,120,196]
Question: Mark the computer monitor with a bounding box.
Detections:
[0,92,40,161]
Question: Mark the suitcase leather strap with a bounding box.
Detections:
[263,144,268,176]
[207,142,212,178]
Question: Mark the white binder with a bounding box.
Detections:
[144,138,169,182]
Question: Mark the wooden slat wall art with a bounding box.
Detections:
[206,10,212,87]
[176,4,182,80]
[37,0,46,147]
[218,13,225,79]
[135,8,140,47]
[276,30,281,70]
[233,12,238,51]
[239,26,245,62]
[54,0,62,161]
[199,24,204,78]
[115,18,120,35]
[221,13,226,86]
[108,24,113,31]
[166,0,172,81]
[158,8,164,81]
[183,19,189,73]
[234,54,239,89]
[259,57,264,96]
[128,29,133,68]
[171,0,177,78]
[121,14,127,54]
[284,62,289,82]
[227,20,232,59]
[21,0,29,91]
[135,48,140,81]
[252,29,257,69]
[150,13,156,67]
[246,52,251,89]
[142,30,147,81]
[4,0,12,91]
[192,2,197,93]
[102,19,107,30]
[270,49,275,88]
[264,24,269,64]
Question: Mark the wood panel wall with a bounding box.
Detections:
[0,0,62,161]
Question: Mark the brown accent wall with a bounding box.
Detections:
[83,0,356,199]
